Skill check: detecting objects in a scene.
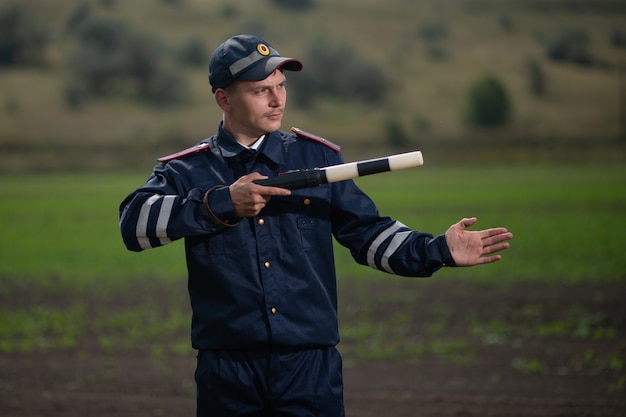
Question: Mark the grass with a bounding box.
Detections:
[0,299,192,355]
[337,161,626,283]
[0,304,87,353]
[0,164,624,386]
[0,172,187,293]
[1,162,624,293]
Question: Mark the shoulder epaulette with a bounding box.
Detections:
[291,127,341,153]
[157,142,210,163]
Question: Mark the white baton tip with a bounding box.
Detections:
[388,151,423,171]
[325,163,359,183]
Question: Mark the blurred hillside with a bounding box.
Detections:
[1,0,626,172]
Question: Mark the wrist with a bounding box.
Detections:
[203,186,240,227]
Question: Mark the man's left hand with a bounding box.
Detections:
[445,217,513,266]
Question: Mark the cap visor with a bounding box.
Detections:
[238,57,303,82]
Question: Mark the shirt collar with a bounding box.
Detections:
[249,135,265,150]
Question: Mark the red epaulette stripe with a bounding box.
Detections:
[157,143,210,162]
[291,127,341,153]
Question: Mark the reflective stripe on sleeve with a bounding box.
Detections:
[366,221,407,270]
[155,195,175,246]
[380,230,412,274]
[136,195,159,249]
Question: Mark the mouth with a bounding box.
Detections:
[266,111,283,120]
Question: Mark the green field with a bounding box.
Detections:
[1,162,624,296]
[1,162,624,357]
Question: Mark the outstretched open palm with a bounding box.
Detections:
[445,217,513,267]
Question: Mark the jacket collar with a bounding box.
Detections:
[216,123,284,166]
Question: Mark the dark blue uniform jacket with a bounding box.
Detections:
[119,125,455,351]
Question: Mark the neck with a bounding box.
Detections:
[222,120,264,148]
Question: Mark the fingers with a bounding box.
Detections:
[238,173,291,196]
[230,173,291,218]
[460,218,510,237]
[479,227,510,238]
[459,217,478,229]
[466,220,513,254]
[477,230,512,265]
[475,254,502,265]
[258,185,292,197]
[448,217,513,267]
[481,230,513,246]
[482,242,510,256]
[480,226,512,252]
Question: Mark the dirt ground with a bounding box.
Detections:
[1,280,625,416]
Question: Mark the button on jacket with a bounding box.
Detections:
[119,125,455,351]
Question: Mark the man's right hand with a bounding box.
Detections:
[229,172,292,218]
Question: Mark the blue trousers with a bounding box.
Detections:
[195,346,345,417]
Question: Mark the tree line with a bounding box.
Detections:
[2,2,625,144]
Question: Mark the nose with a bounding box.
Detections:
[269,88,284,107]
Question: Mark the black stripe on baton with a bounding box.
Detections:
[254,168,327,189]
[357,158,391,177]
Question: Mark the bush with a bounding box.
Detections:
[413,115,431,136]
[463,74,512,127]
[100,0,116,8]
[417,20,448,42]
[159,0,184,7]
[64,17,188,106]
[384,118,410,149]
[289,39,388,107]
[546,28,594,66]
[424,44,448,61]
[0,4,48,67]
[268,0,315,11]
[418,20,449,62]
[498,15,514,32]
[525,58,547,97]
[177,37,209,68]
[64,2,92,35]
[219,3,239,18]
[287,71,316,109]
[336,60,387,102]
[609,27,626,49]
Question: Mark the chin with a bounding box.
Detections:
[264,120,282,133]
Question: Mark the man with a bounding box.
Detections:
[119,34,512,416]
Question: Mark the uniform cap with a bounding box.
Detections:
[209,34,303,93]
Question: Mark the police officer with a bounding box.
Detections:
[119,34,513,416]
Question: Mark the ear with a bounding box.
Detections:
[214,88,231,112]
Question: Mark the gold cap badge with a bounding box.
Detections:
[257,43,270,56]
